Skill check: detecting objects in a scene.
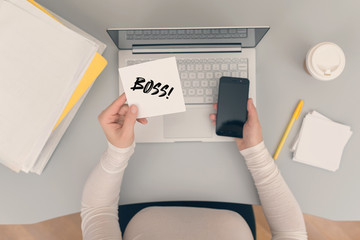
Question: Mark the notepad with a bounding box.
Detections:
[291,111,352,172]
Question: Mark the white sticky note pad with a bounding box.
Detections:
[291,111,352,172]
[119,57,185,118]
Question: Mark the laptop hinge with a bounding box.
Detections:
[132,44,242,54]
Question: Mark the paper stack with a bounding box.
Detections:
[291,111,352,172]
[0,0,107,174]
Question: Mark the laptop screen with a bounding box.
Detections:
[107,27,269,50]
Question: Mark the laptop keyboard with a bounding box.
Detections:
[126,28,248,40]
[126,57,248,104]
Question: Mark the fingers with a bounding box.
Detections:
[120,105,147,125]
[98,94,128,125]
[247,98,257,118]
[213,103,218,110]
[246,98,260,126]
[122,105,139,133]
[104,93,127,116]
[118,104,129,116]
[137,118,148,124]
[209,113,216,126]
[209,103,218,126]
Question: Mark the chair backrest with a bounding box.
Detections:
[118,201,256,239]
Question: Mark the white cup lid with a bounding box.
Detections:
[306,42,345,81]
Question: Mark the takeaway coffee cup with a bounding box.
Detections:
[305,42,345,81]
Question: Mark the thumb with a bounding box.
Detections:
[247,99,259,124]
[122,105,138,131]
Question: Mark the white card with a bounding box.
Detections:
[119,57,185,118]
[291,111,352,172]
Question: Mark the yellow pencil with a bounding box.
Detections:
[273,100,303,160]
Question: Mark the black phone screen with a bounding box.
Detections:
[216,77,249,138]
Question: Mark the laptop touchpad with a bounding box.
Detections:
[163,106,213,139]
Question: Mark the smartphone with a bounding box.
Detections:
[216,76,249,138]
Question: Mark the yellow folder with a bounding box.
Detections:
[27,0,107,130]
[53,54,107,129]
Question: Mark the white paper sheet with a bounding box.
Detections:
[119,57,186,118]
[29,8,106,175]
[291,111,352,172]
[0,0,97,172]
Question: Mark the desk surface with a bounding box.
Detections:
[1,0,360,224]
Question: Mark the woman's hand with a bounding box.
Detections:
[98,93,147,148]
[210,98,263,151]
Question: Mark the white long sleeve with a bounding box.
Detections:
[240,141,308,239]
[81,141,307,240]
[81,142,135,240]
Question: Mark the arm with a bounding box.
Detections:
[81,142,134,240]
[211,99,307,239]
[241,141,307,239]
[81,94,147,240]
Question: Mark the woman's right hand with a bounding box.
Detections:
[98,93,147,148]
[209,98,263,151]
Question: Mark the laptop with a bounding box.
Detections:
[107,26,269,143]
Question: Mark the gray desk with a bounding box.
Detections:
[1,0,360,224]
